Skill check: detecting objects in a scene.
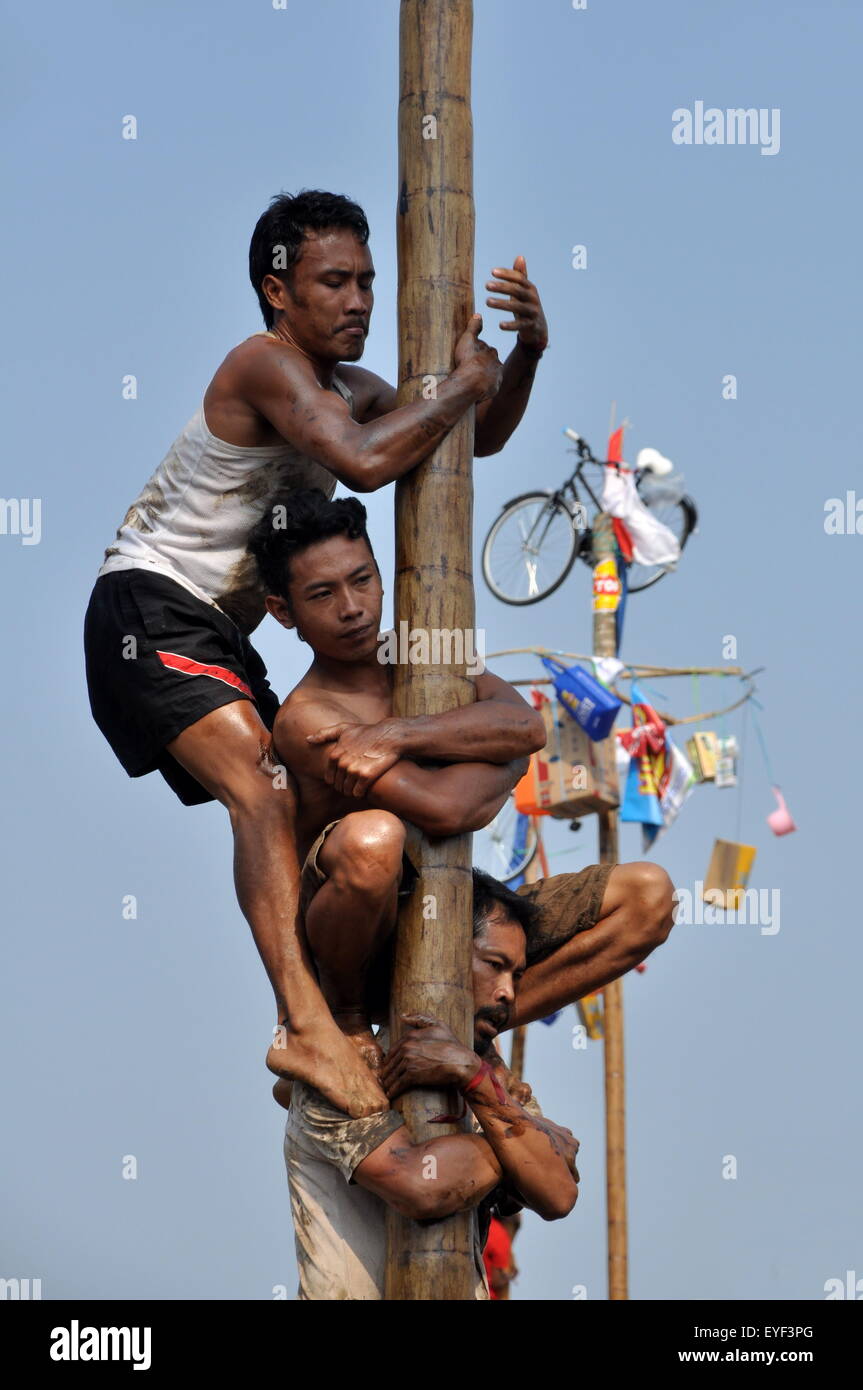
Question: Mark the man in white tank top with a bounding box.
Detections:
[84,189,550,1117]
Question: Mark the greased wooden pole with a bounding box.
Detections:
[385,0,477,1302]
[591,511,628,1301]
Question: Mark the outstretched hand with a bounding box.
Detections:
[485,255,548,352]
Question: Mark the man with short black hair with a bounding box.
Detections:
[280,868,580,1302]
[84,189,550,1116]
[254,490,675,1077]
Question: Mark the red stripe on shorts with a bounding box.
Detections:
[156,650,254,700]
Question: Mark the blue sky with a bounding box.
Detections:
[2,0,861,1301]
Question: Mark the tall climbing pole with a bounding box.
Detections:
[385,0,478,1301]
[592,513,628,1299]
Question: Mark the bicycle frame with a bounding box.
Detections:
[547,450,610,529]
[509,440,652,555]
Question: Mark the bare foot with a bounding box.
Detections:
[332,1011,385,1076]
[266,1016,388,1119]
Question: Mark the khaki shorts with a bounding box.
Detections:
[299,818,419,923]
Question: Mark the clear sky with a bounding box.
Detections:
[2,0,860,1301]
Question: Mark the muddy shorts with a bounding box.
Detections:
[515,861,615,965]
[299,818,419,923]
[84,569,280,806]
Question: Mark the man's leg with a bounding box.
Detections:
[166,700,389,1118]
[512,862,676,1027]
[303,811,406,1073]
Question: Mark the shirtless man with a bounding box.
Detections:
[251,488,676,1093]
[83,189,550,1116]
[280,870,581,1300]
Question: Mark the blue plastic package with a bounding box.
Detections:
[540,656,622,742]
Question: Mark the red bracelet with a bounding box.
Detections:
[463,1062,488,1093]
[428,1062,508,1124]
[462,1061,508,1104]
[427,1065,488,1124]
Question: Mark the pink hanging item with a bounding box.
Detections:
[766,787,797,837]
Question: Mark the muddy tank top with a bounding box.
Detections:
[98,334,353,633]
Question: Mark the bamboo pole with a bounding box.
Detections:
[508,1025,526,1083]
[591,513,628,1301]
[486,648,756,679]
[485,649,760,724]
[385,0,477,1302]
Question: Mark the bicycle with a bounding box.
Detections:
[474,798,538,884]
[481,429,698,606]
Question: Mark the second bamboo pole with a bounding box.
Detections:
[591,513,628,1301]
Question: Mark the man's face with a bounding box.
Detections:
[264,228,374,362]
[274,532,383,661]
[471,910,527,1057]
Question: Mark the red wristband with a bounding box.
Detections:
[463,1062,489,1093]
[462,1061,508,1104]
[428,1061,508,1124]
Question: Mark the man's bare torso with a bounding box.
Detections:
[275,671,395,862]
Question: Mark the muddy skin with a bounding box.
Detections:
[332,1009,385,1075]
[468,1088,575,1168]
[376,1144,488,1221]
[265,1031,387,1120]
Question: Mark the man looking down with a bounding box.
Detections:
[279,870,580,1301]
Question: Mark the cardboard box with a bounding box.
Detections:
[530,698,620,818]
[714,736,738,789]
[703,838,757,910]
[686,730,719,781]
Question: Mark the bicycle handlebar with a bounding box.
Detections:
[563,426,595,461]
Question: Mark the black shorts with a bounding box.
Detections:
[84,569,280,806]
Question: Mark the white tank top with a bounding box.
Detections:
[98,334,353,634]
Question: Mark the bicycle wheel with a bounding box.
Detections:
[482,492,581,605]
[474,802,538,884]
[627,494,698,592]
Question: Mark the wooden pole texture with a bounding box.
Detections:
[591,513,628,1301]
[508,1024,526,1084]
[385,0,477,1302]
